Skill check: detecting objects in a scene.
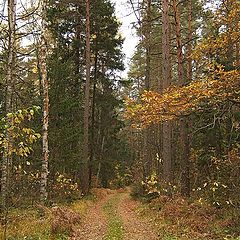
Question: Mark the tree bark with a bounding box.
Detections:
[145,0,151,91]
[145,0,153,176]
[172,0,183,83]
[81,0,91,195]
[179,119,190,197]
[162,0,173,186]
[89,46,98,188]
[39,0,49,204]
[1,0,16,210]
[187,0,193,82]
[173,0,190,197]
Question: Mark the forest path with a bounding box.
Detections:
[70,189,111,240]
[116,191,159,240]
[70,188,159,240]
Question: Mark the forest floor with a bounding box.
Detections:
[70,188,159,240]
[1,188,239,240]
[68,188,240,240]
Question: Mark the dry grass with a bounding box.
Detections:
[0,194,96,240]
[0,208,51,239]
[51,206,81,236]
[139,195,239,240]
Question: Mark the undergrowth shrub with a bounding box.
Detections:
[109,164,133,189]
[131,173,178,202]
[50,173,80,203]
[130,181,147,200]
[147,195,239,239]
[51,206,81,237]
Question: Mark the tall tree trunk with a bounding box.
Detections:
[81,0,91,195]
[173,0,190,196]
[173,0,183,82]
[1,0,16,210]
[90,46,98,188]
[187,0,193,82]
[162,0,172,186]
[143,0,152,176]
[75,5,81,82]
[173,0,190,197]
[145,0,151,90]
[39,0,49,204]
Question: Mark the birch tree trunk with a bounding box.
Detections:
[1,0,16,210]
[81,0,91,195]
[162,0,173,186]
[173,0,190,197]
[39,0,49,204]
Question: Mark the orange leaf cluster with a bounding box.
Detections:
[125,69,240,128]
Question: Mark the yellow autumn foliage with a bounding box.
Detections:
[125,69,240,127]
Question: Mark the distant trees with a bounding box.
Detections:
[47,0,127,195]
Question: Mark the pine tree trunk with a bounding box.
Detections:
[162,0,172,186]
[173,0,190,197]
[90,47,98,188]
[39,0,49,204]
[1,0,16,210]
[145,0,151,91]
[187,0,193,82]
[172,0,183,83]
[179,120,190,196]
[81,0,91,195]
[141,0,152,177]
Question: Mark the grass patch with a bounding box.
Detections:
[103,194,124,240]
[0,207,51,240]
[0,194,95,240]
[163,235,178,240]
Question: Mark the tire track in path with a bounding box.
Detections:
[117,191,159,240]
[70,189,114,240]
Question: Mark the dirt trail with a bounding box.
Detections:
[118,192,159,240]
[70,190,113,240]
[70,189,159,240]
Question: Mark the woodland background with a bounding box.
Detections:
[0,0,239,239]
